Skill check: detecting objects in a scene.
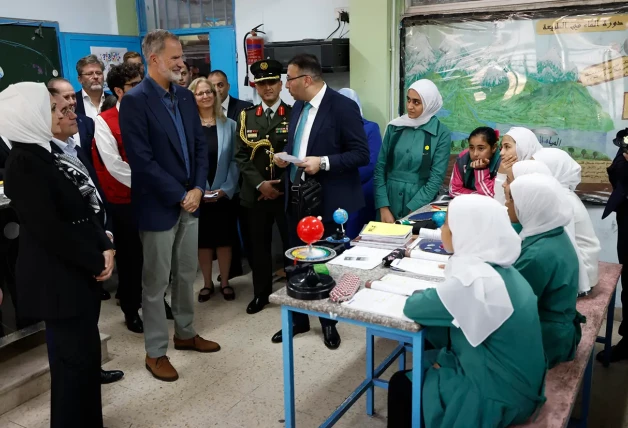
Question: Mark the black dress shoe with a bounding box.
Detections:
[596,338,628,363]
[125,313,144,334]
[100,369,124,384]
[271,326,311,343]
[164,300,174,320]
[246,296,269,314]
[101,288,111,301]
[323,325,341,350]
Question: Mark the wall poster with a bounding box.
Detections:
[401,5,628,202]
[89,46,127,91]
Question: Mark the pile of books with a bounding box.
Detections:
[351,221,413,251]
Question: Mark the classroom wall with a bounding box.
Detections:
[117,0,139,36]
[1,0,119,34]
[234,0,350,104]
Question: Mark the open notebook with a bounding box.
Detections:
[341,288,413,322]
[367,274,437,296]
[390,258,446,278]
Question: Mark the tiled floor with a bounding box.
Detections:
[2,268,628,428]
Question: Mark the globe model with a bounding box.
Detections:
[333,208,349,225]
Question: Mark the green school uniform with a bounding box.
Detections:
[403,265,547,428]
[513,227,584,369]
[373,117,452,220]
[512,223,523,234]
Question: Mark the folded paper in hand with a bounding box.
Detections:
[275,153,304,164]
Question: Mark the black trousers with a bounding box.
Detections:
[247,199,288,298]
[228,194,250,277]
[286,211,338,330]
[617,202,628,337]
[110,203,143,316]
[387,370,415,428]
[45,296,103,428]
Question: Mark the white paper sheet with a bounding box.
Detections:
[391,258,446,278]
[369,274,438,296]
[342,289,413,321]
[418,228,442,240]
[274,152,304,164]
[409,249,450,263]
[328,246,391,270]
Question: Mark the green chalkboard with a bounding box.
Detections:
[0,24,62,91]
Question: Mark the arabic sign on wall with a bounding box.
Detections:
[401,7,628,201]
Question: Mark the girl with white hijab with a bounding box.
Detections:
[494,127,543,204]
[374,79,452,223]
[0,82,114,428]
[511,160,591,295]
[506,173,585,369]
[533,148,601,292]
[387,195,546,428]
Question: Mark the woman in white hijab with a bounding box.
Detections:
[374,79,452,223]
[494,127,543,204]
[533,148,601,293]
[387,194,546,428]
[511,159,591,295]
[0,82,114,428]
[506,173,585,369]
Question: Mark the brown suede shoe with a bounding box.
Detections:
[145,355,179,382]
[173,335,221,353]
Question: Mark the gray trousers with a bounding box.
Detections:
[140,210,198,358]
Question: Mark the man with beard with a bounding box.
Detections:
[119,29,220,382]
[75,55,108,120]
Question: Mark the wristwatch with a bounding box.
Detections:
[320,157,327,171]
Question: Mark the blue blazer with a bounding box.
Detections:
[207,118,239,199]
[285,87,370,220]
[76,113,95,165]
[346,119,382,238]
[119,78,209,232]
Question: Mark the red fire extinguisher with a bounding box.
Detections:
[243,24,265,87]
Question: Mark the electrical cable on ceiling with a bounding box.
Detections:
[325,18,341,40]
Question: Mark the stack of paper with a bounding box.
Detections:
[341,288,413,321]
[367,274,437,296]
[351,222,413,251]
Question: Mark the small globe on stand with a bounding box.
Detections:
[432,211,446,228]
[333,208,349,226]
[327,208,350,244]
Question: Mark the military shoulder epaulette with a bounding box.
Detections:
[243,104,257,111]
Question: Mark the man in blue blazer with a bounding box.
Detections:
[273,54,370,349]
[120,30,220,382]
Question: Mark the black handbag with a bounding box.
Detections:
[291,167,323,219]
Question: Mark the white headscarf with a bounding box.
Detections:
[512,159,551,177]
[437,194,520,347]
[338,88,363,117]
[388,79,443,128]
[0,82,52,152]
[510,173,589,293]
[506,127,542,161]
[533,148,581,191]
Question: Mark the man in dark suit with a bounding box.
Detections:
[49,89,125,386]
[209,69,253,121]
[272,54,370,349]
[601,128,628,363]
[74,55,109,120]
[120,29,220,382]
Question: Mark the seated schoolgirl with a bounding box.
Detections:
[449,127,501,197]
[494,127,543,204]
[506,173,584,368]
[387,194,546,428]
[533,148,601,295]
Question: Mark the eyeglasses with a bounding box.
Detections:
[195,90,214,98]
[124,81,141,88]
[286,74,310,82]
[80,71,104,78]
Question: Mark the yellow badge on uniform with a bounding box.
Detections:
[260,62,268,70]
[247,130,259,139]
[424,145,430,150]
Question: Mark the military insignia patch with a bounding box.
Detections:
[260,62,268,70]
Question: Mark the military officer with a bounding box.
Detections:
[236,59,292,315]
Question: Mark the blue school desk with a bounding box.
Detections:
[270,285,426,428]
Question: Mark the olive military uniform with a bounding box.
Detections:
[235,61,292,300]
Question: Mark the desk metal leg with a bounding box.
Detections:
[282,307,295,428]
[578,351,594,428]
[366,328,375,416]
[603,289,617,368]
[411,331,424,428]
[399,341,407,371]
